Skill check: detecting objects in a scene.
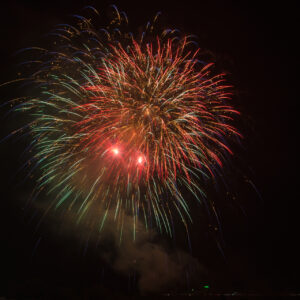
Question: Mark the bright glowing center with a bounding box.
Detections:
[137,156,143,164]
[112,148,119,155]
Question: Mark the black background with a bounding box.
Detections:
[0,0,298,298]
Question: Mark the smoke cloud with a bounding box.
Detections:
[30,198,205,294]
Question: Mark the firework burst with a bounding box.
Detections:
[9,6,240,237]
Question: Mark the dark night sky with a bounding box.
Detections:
[0,0,298,298]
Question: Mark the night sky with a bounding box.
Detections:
[0,0,298,298]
